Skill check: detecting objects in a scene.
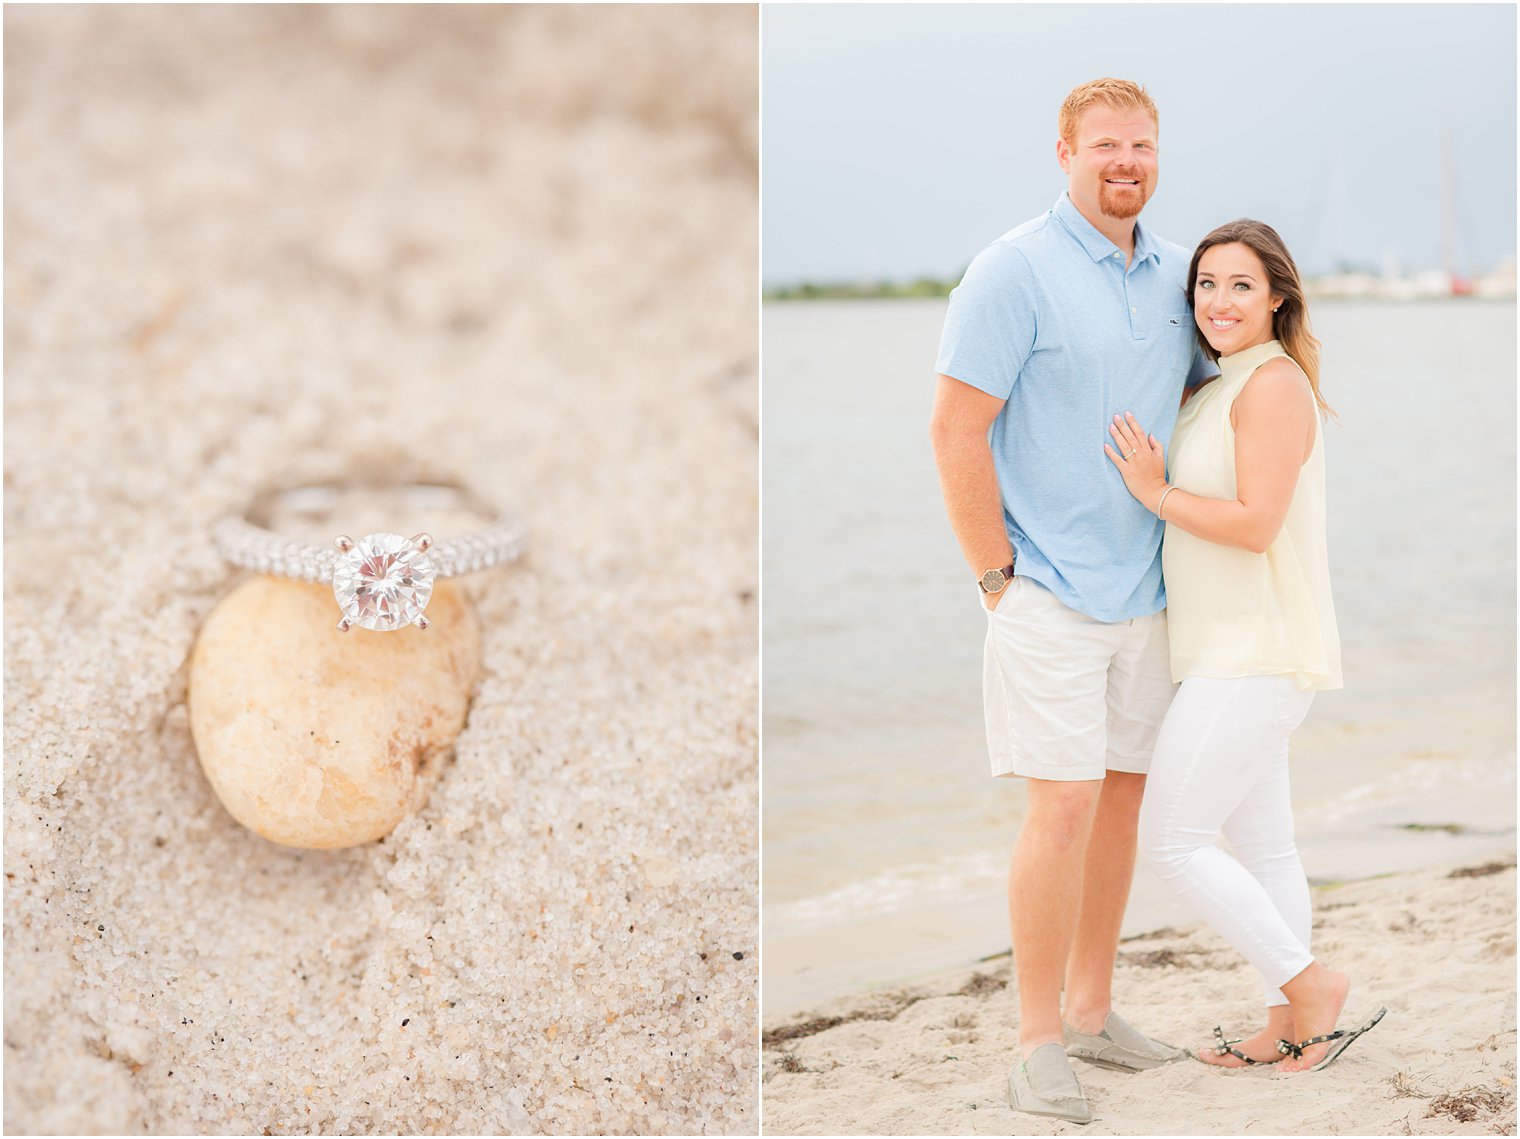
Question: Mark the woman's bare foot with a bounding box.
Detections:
[1279,965,1350,1072]
[1198,1026,1282,1068]
[1199,1006,1295,1068]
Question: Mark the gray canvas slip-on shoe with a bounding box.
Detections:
[1063,1010,1189,1072]
[1008,1042,1093,1124]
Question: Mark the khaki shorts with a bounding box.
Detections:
[982,577,1176,781]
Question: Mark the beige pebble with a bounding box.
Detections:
[189,576,481,849]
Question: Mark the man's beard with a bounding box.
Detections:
[1098,177,1147,219]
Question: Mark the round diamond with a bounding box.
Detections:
[332,533,435,632]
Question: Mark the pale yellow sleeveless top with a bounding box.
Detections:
[1163,339,1342,690]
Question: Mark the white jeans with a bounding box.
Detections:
[1139,675,1316,1005]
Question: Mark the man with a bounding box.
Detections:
[929,78,1215,1123]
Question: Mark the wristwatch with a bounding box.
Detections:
[978,561,1016,594]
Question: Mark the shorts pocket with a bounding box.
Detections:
[984,575,1021,615]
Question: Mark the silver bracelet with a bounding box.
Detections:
[1156,484,1179,520]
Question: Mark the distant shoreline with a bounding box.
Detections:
[763,279,955,301]
[763,285,1518,302]
[764,274,1518,302]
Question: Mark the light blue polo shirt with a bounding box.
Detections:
[936,192,1214,622]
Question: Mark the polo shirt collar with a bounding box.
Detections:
[1052,192,1162,266]
[1132,217,1162,266]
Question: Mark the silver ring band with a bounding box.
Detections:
[212,482,525,632]
[213,484,525,582]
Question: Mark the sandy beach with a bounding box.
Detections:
[5,7,757,1134]
[762,861,1517,1136]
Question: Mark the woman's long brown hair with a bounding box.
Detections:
[1187,219,1335,418]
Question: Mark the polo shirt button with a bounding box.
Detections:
[1131,307,1137,313]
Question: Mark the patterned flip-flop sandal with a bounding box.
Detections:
[1276,1007,1388,1072]
[1209,1026,1286,1066]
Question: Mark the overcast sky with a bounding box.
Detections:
[762,3,1517,285]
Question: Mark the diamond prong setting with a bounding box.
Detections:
[332,532,436,632]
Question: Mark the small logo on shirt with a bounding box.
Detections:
[1167,317,1181,325]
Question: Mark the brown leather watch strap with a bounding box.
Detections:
[978,562,1016,593]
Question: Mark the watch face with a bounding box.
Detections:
[980,569,1006,593]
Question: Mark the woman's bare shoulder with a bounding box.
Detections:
[1239,355,1312,407]
[1229,355,1315,437]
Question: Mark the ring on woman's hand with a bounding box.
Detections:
[212,482,525,633]
[1125,448,1138,459]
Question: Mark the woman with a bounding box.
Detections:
[1103,219,1383,1073]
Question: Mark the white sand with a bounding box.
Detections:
[762,863,1517,1136]
[4,7,757,1134]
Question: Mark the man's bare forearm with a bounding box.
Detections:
[933,428,1013,575]
[930,376,1013,579]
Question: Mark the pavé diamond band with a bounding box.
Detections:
[213,483,525,633]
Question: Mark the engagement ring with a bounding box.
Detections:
[213,483,524,632]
